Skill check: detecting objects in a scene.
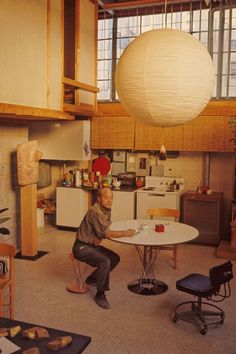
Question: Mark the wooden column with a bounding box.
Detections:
[20,184,37,257]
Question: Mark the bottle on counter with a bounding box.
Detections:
[96,171,102,188]
[75,170,82,187]
[196,180,202,193]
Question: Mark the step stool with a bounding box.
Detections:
[66,253,88,293]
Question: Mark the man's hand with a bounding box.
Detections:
[93,238,102,246]
[125,229,136,237]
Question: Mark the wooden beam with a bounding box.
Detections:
[102,0,199,10]
[63,77,99,93]
[201,100,236,116]
[64,102,96,116]
[98,100,236,117]
[20,184,37,257]
[0,103,74,121]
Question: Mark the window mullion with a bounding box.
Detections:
[226,7,232,98]
[111,16,117,101]
[216,6,225,98]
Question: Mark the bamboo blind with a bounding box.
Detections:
[91,114,234,152]
[90,116,135,149]
[135,115,234,152]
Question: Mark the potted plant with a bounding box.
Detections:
[0,208,10,235]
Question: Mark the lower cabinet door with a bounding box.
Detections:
[56,187,88,228]
[112,191,136,222]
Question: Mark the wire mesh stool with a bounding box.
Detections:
[66,253,88,293]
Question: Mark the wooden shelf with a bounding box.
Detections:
[63,103,96,117]
[63,77,99,94]
[0,103,73,121]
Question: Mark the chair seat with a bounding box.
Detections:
[176,273,213,297]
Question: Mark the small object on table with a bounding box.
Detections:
[7,325,22,337]
[21,326,49,340]
[46,335,72,351]
[0,327,8,337]
[22,347,40,354]
[155,224,165,232]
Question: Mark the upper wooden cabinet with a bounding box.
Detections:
[63,0,98,116]
[90,116,135,149]
[94,104,235,152]
[135,116,234,152]
[135,122,183,151]
[0,0,98,120]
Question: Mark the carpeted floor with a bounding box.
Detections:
[12,225,236,354]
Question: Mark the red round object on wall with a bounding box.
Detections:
[92,156,111,176]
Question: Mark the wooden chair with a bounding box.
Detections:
[148,208,180,269]
[0,243,16,319]
[66,253,88,293]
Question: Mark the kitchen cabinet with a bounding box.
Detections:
[136,191,181,219]
[90,116,135,149]
[91,110,234,152]
[181,191,224,246]
[28,120,91,161]
[134,122,183,151]
[134,116,233,152]
[56,187,89,228]
[111,191,136,222]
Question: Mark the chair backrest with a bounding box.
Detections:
[148,208,180,221]
[209,261,233,300]
[209,260,233,289]
[0,243,16,257]
[0,243,16,278]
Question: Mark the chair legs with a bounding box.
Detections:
[9,282,14,319]
[173,297,225,334]
[0,285,14,319]
[0,291,2,318]
[172,246,177,269]
[66,253,88,293]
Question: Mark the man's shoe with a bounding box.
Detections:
[85,277,97,286]
[94,294,110,309]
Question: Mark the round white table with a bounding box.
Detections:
[109,219,199,296]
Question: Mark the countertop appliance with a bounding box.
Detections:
[117,172,136,188]
[136,176,185,219]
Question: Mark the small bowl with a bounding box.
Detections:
[140,224,149,231]
[113,181,121,189]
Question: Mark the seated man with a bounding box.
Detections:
[72,187,135,309]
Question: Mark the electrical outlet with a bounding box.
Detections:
[0,164,4,177]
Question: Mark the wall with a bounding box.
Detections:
[37,160,89,200]
[160,151,234,238]
[0,122,28,247]
[0,0,63,110]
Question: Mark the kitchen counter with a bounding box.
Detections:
[58,184,139,192]
[56,185,137,225]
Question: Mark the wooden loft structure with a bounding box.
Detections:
[0,0,99,122]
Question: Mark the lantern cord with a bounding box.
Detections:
[159,127,166,161]
[164,0,167,28]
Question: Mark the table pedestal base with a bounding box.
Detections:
[128,278,168,296]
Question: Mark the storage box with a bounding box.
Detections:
[155,224,165,232]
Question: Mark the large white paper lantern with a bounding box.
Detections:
[115,29,214,126]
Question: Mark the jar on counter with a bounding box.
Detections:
[136,177,145,188]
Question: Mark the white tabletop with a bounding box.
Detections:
[110,219,199,247]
